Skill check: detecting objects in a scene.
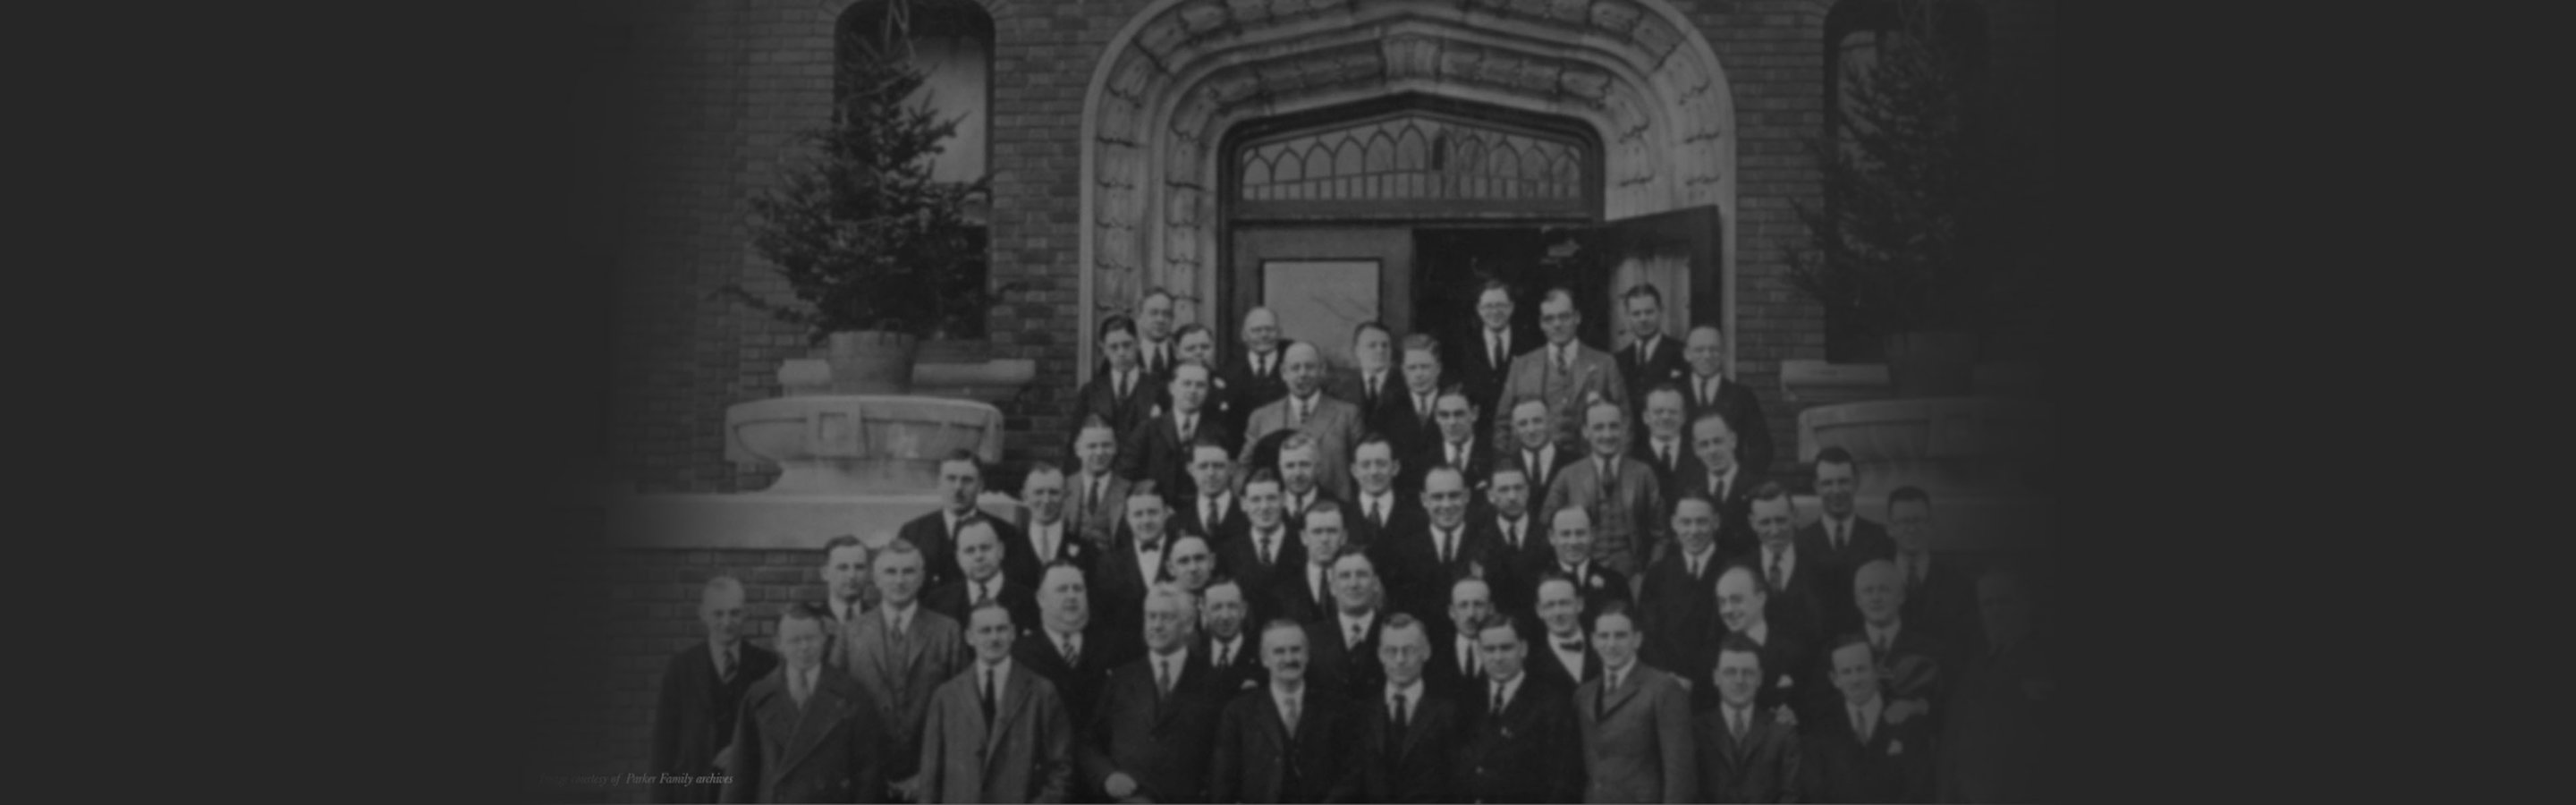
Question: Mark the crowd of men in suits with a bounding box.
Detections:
[648,283,2054,803]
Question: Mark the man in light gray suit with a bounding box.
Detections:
[833,538,969,801]
[1572,600,1697,804]
[1494,287,1627,455]
[1240,342,1365,501]
[918,600,1074,803]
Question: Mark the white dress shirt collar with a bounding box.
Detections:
[1385,678,1426,714]
[882,601,917,633]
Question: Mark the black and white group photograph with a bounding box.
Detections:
[537,0,2056,801]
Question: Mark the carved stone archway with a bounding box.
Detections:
[1077,0,1736,378]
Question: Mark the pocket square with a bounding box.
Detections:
[1887,741,1903,756]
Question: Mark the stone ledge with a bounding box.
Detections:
[1777,360,2045,406]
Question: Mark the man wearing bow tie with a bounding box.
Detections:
[1527,574,1600,691]
[1572,600,1697,803]
[1093,483,1176,656]
[1614,284,1689,419]
[651,576,777,803]
[1493,288,1627,455]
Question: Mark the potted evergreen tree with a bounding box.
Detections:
[1789,0,2025,398]
[720,28,1000,394]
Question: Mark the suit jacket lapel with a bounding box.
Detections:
[1598,667,1641,720]
[987,665,1035,755]
[783,676,850,772]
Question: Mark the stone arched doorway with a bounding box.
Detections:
[1078,0,1737,377]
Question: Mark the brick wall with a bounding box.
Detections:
[594,0,2054,492]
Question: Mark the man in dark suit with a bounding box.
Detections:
[1135,287,1180,381]
[1013,462,1097,589]
[1329,320,1404,440]
[1455,281,1537,440]
[1219,308,1292,445]
[1887,487,1984,650]
[1526,573,1600,691]
[1379,334,1449,469]
[1480,462,1555,619]
[1339,614,1461,802]
[1174,326,1243,453]
[1208,620,1355,803]
[1492,287,1627,454]
[1802,637,1935,803]
[1424,576,1495,701]
[1072,314,1158,459]
[1456,615,1583,803]
[1199,577,1268,696]
[1852,558,1955,726]
[1636,496,1724,682]
[653,577,779,803]
[1120,363,1231,503]
[1628,385,1694,505]
[1016,561,1131,728]
[1168,439,1249,544]
[1677,411,1765,558]
[1572,601,1698,804]
[1615,284,1689,421]
[724,604,886,804]
[1679,325,1773,477]
[1714,564,1823,723]
[922,519,1042,636]
[917,601,1074,804]
[1697,634,1804,803]
[1744,482,1829,646]
[1067,419,1136,554]
[1797,447,1895,636]
[1220,470,1303,610]
[896,450,1024,591]
[1342,435,1422,553]
[1517,504,1632,620]
[1269,502,1347,626]
[1301,547,1389,702]
[1093,483,1176,654]
[1937,570,2055,805]
[1080,584,1227,803]
[1403,386,1492,500]
[831,539,968,801]
[1377,464,1499,625]
[818,535,878,628]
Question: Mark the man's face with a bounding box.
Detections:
[1179,331,1216,366]
[1591,612,1640,670]
[1488,470,1529,518]
[1584,404,1627,458]
[1262,625,1309,685]
[1378,624,1429,687]
[1817,461,1859,517]
[1716,568,1767,632]
[1243,480,1284,529]
[1889,500,1934,552]
[1691,416,1738,473]
[699,586,748,645]
[1447,580,1493,635]
[1278,445,1318,494]
[1539,295,1580,345]
[1979,575,2033,652]
[1189,446,1232,497]
[968,606,1016,664]
[1305,513,1347,565]
[1855,563,1903,626]
[1352,442,1396,496]
[1715,649,1762,708]
[1831,643,1880,706]
[1331,555,1378,614]
[1644,391,1684,440]
[1512,401,1554,450]
[777,615,830,671]
[1672,498,1717,555]
[956,523,1004,583]
[1140,294,1174,340]
[1353,328,1392,371]
[822,545,871,604]
[1422,470,1469,529]
[1434,394,1476,443]
[1750,497,1796,547]
[1021,470,1067,524]
[1103,329,1140,371]
[1243,310,1281,353]
[1283,343,1323,395]
[1550,508,1594,565]
[1124,494,1168,542]
[1624,294,1662,340]
[1685,327,1724,377]
[1038,566,1089,632]
[1168,537,1215,591]
[1143,593,1196,653]
[1477,288,1514,331]
[1401,347,1439,393]
[1201,582,1248,641]
[1076,427,1118,475]
[1171,366,1209,413]
[874,549,925,606]
[1477,623,1528,682]
[940,460,984,513]
[1537,580,1581,636]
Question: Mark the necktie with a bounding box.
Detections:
[1391,691,1411,740]
[1853,706,1871,743]
[1491,683,1507,715]
[1178,413,1192,441]
[1292,397,1307,427]
[1157,657,1174,699]
[1203,499,1216,530]
[1767,547,1785,591]
[1117,371,1130,401]
[1450,444,1463,468]
[1284,693,1301,733]
[1688,554,1703,580]
[1732,708,1747,741]
[1504,520,1520,549]
[1258,531,1274,565]
[1086,478,1103,521]
[974,581,992,606]
[1557,347,1571,374]
[1216,641,1229,668]
[1660,443,1674,472]
[1369,499,1384,529]
[1489,332,1503,369]
[1462,640,1477,676]
[1061,635,1080,668]
[716,649,734,682]
[1418,395,1432,425]
[1350,622,1365,649]
[792,669,810,708]
[1701,377,1715,406]
[1437,529,1453,564]
[979,665,996,725]
[1527,451,1543,487]
[1873,631,1890,658]
[1597,671,1614,713]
